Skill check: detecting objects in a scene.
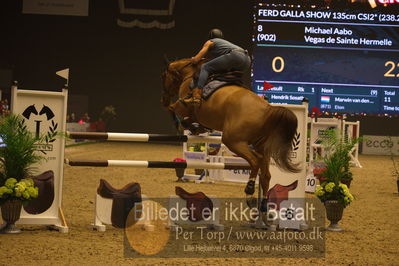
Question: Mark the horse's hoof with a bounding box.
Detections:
[245,180,255,195]
[260,198,268,212]
[246,197,257,209]
[188,123,207,135]
[180,118,192,129]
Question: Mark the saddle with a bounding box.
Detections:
[97,179,142,228]
[175,186,213,222]
[208,70,245,83]
[181,71,247,135]
[24,170,54,215]
[266,180,298,210]
[189,70,246,100]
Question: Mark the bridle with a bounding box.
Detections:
[161,61,195,101]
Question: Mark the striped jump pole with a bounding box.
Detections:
[67,132,222,144]
[64,159,250,170]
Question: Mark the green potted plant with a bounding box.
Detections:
[0,114,46,233]
[340,152,353,188]
[315,181,354,231]
[315,129,359,231]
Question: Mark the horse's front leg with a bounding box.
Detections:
[168,100,191,119]
[168,100,205,134]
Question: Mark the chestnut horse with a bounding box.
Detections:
[161,58,300,209]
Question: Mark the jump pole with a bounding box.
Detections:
[67,132,222,144]
[64,159,250,170]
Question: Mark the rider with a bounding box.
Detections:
[184,28,251,105]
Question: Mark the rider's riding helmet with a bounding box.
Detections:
[209,28,224,39]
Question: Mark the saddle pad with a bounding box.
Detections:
[202,80,239,100]
[189,71,246,100]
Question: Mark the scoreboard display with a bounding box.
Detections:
[252,1,399,114]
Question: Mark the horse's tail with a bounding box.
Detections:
[262,106,301,173]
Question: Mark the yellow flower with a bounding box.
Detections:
[339,183,348,190]
[325,182,335,193]
[0,186,13,195]
[343,190,351,197]
[5,178,17,189]
[27,187,39,198]
[315,186,325,197]
[14,182,27,193]
[21,178,34,187]
[22,191,30,199]
[348,194,354,201]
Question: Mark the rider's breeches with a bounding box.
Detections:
[194,50,251,90]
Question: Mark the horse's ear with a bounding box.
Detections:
[163,54,170,66]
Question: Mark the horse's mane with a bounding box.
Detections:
[170,58,204,71]
[176,58,191,64]
[168,58,190,67]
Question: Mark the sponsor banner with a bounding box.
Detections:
[362,135,399,155]
[11,85,68,230]
[184,151,207,161]
[22,0,89,16]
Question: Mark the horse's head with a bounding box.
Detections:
[161,61,180,107]
[160,57,198,107]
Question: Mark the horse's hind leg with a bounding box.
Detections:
[258,153,271,213]
[222,138,261,206]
